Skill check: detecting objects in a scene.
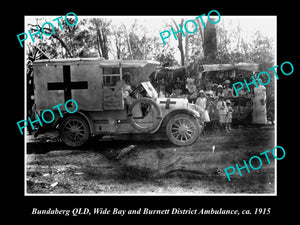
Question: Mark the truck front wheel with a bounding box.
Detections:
[166,114,200,146]
[59,115,90,148]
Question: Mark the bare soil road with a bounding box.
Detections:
[26,125,275,194]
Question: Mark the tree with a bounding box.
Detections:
[90,18,111,59]
[127,21,157,60]
[171,18,185,66]
[154,47,178,67]
[113,26,125,59]
[203,19,217,61]
[29,24,72,58]
[28,17,91,58]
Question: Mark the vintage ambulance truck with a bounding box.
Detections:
[33,58,203,147]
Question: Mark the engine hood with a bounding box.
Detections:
[156,97,200,119]
[156,98,189,110]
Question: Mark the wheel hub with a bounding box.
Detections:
[70,126,80,133]
[178,125,188,134]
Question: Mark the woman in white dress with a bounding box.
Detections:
[195,90,210,122]
[252,83,267,124]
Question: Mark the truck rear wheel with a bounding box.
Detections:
[166,114,200,146]
[59,115,90,147]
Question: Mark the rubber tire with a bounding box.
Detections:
[128,98,162,132]
[59,115,90,148]
[166,113,200,146]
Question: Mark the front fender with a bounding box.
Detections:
[53,110,93,135]
[152,108,203,133]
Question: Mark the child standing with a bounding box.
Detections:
[226,99,233,130]
[223,80,233,98]
[216,95,227,131]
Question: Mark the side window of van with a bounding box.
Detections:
[102,67,124,110]
[103,67,121,90]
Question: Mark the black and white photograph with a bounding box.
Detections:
[21,14,279,196]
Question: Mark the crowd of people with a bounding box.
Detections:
[186,79,235,132]
[155,73,269,132]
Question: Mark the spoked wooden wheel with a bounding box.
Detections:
[166,114,200,146]
[60,115,90,147]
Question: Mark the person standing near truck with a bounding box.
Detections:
[216,95,227,131]
[223,80,233,98]
[225,99,233,130]
[195,90,210,123]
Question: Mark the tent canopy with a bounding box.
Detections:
[202,63,261,72]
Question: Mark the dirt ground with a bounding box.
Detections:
[26,125,275,195]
